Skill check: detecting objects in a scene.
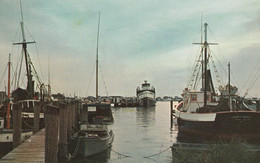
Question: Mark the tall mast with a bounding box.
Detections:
[194,22,218,108]
[13,0,36,99]
[48,54,51,101]
[96,12,100,101]
[228,62,231,110]
[203,23,208,107]
[6,54,11,129]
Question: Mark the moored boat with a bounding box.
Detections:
[71,124,114,157]
[137,80,156,107]
[174,23,260,142]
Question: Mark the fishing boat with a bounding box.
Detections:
[71,123,114,157]
[174,23,260,141]
[0,2,47,155]
[136,80,156,107]
[70,13,114,158]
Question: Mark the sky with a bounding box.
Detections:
[0,0,259,98]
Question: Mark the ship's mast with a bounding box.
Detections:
[228,62,231,110]
[6,54,11,129]
[203,23,208,107]
[194,23,218,108]
[96,12,100,101]
[13,0,36,99]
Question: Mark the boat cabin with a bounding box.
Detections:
[182,89,219,113]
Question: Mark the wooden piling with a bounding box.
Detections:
[59,102,68,162]
[33,101,40,134]
[45,104,60,163]
[170,100,173,128]
[256,100,260,111]
[13,102,22,148]
[67,103,73,139]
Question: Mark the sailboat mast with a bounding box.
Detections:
[96,12,100,101]
[228,62,231,110]
[203,23,208,107]
[6,54,11,129]
[13,0,35,99]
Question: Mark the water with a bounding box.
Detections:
[70,101,178,163]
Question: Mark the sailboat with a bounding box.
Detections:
[71,13,114,158]
[173,23,260,141]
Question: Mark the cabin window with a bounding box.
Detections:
[191,94,197,102]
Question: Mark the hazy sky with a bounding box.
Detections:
[0,0,259,98]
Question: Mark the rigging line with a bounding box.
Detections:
[187,46,202,89]
[208,25,227,60]
[208,48,228,78]
[0,64,8,89]
[17,49,24,88]
[244,73,260,98]
[99,64,109,96]
[35,43,45,82]
[247,70,260,92]
[241,58,260,93]
[24,23,36,42]
[193,63,202,90]
[208,51,224,85]
[85,63,95,97]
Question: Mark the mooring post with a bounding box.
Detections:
[170,100,173,128]
[45,104,60,163]
[58,102,68,162]
[256,100,260,111]
[67,102,73,139]
[13,102,22,148]
[33,101,40,134]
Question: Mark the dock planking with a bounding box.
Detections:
[0,129,45,163]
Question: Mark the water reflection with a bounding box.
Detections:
[136,106,155,128]
[69,147,111,163]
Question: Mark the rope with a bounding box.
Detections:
[111,149,131,158]
[22,118,34,129]
[143,146,171,158]
[70,138,81,159]
[85,64,95,97]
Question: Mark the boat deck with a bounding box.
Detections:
[0,129,45,162]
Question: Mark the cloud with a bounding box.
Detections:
[0,0,259,97]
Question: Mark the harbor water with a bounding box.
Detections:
[70,101,178,163]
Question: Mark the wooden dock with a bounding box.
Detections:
[0,129,45,163]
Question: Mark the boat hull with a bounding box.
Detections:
[75,130,114,157]
[176,111,260,141]
[0,129,33,157]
